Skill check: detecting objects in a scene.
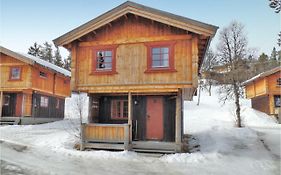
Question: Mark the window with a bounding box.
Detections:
[274,95,280,107]
[92,46,117,75]
[277,78,281,86]
[10,67,21,80]
[111,100,128,119]
[56,99,60,109]
[145,42,176,73]
[152,47,169,68]
[3,95,10,106]
[40,96,49,107]
[39,71,47,78]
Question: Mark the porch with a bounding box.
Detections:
[80,91,184,153]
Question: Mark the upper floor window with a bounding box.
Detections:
[277,78,281,86]
[39,71,47,78]
[274,95,280,107]
[92,46,117,75]
[145,41,176,73]
[10,67,21,80]
[111,99,128,119]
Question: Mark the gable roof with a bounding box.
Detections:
[0,46,71,77]
[242,66,281,86]
[53,1,218,46]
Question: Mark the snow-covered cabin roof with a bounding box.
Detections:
[242,66,281,86]
[0,46,71,77]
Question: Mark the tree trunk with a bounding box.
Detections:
[208,82,212,96]
[233,83,242,127]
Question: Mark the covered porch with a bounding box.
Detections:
[80,91,184,153]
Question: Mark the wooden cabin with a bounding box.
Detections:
[244,67,281,117]
[53,1,218,153]
[0,46,71,124]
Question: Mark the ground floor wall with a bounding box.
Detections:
[88,94,177,142]
[1,91,65,118]
[251,94,280,116]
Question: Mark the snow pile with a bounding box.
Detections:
[0,85,280,175]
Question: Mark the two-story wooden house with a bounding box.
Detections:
[0,46,71,124]
[243,67,281,117]
[54,1,218,152]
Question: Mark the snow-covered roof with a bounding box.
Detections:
[242,67,281,86]
[0,46,71,77]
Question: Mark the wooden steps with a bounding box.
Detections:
[0,117,20,125]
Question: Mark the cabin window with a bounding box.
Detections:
[40,96,49,107]
[3,95,10,106]
[92,46,117,75]
[39,71,47,78]
[56,99,60,109]
[111,100,128,119]
[274,95,280,107]
[277,78,281,86]
[145,42,176,73]
[10,67,21,80]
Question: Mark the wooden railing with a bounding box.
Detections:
[80,123,130,150]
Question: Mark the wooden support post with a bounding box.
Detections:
[88,95,93,123]
[124,125,129,150]
[128,91,132,149]
[192,36,199,87]
[80,123,85,151]
[0,91,3,117]
[175,89,182,152]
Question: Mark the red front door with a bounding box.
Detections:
[146,96,163,140]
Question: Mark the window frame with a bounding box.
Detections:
[111,99,128,120]
[39,71,48,78]
[92,45,118,75]
[9,66,22,81]
[274,95,281,107]
[145,41,176,73]
[40,96,49,108]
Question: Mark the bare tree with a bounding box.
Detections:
[201,49,219,96]
[217,21,250,127]
[269,0,281,46]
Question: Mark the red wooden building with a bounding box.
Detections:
[0,46,71,124]
[54,1,218,152]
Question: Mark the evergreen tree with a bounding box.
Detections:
[258,53,269,62]
[41,42,53,63]
[270,47,277,61]
[269,0,281,13]
[54,46,63,67]
[28,42,42,57]
[63,54,71,71]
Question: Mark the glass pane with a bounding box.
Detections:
[97,51,104,57]
[163,53,169,61]
[161,47,169,53]
[104,57,112,63]
[11,68,20,79]
[163,59,169,67]
[152,54,161,61]
[152,48,160,54]
[104,63,112,69]
[152,60,161,67]
[105,51,112,56]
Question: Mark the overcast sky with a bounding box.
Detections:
[1,0,280,58]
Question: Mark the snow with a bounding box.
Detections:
[1,86,280,175]
[19,52,71,77]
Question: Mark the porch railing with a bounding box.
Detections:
[80,123,130,150]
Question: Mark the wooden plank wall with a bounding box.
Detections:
[0,54,32,90]
[267,71,281,94]
[73,14,196,92]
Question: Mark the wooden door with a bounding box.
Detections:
[146,96,163,140]
[2,93,16,116]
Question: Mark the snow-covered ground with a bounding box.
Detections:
[1,87,280,175]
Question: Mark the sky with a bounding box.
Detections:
[0,0,280,58]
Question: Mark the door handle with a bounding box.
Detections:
[147,115,150,119]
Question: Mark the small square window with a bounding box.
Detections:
[39,71,47,78]
[10,67,21,80]
[40,96,49,107]
[92,46,117,75]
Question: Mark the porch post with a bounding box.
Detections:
[88,94,93,123]
[127,91,132,150]
[0,91,3,117]
[175,89,182,152]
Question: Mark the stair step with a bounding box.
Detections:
[132,148,175,154]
